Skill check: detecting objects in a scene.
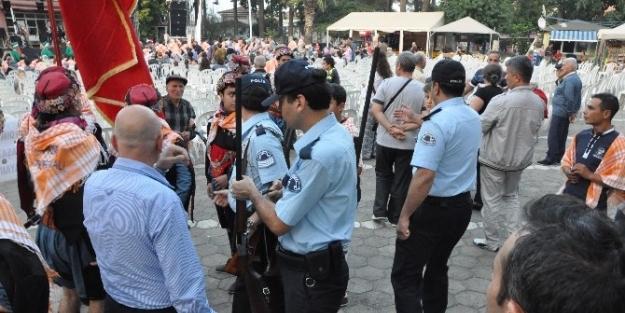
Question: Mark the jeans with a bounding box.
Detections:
[546,115,570,163]
[373,144,414,224]
[391,193,472,313]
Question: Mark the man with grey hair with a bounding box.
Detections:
[538,57,582,165]
[473,56,545,252]
[371,51,425,225]
[253,55,266,72]
[412,51,427,83]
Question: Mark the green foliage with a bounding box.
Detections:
[439,0,513,33]
[137,0,168,38]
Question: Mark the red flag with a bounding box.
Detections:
[58,0,152,125]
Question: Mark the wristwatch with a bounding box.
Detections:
[246,218,256,230]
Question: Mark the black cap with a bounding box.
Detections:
[555,63,563,70]
[241,73,272,101]
[261,59,319,107]
[165,74,188,86]
[431,60,465,87]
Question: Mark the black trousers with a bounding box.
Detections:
[546,115,570,163]
[104,295,176,313]
[391,192,472,313]
[373,144,414,224]
[279,253,348,313]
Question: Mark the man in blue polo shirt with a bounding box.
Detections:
[392,60,481,313]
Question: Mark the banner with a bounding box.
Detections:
[58,0,153,125]
[0,119,18,183]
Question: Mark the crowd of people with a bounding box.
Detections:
[0,32,624,313]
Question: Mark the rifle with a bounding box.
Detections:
[234,78,273,313]
[282,128,296,168]
[355,46,380,162]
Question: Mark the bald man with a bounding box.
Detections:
[83,106,216,313]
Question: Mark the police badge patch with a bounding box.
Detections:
[421,132,436,145]
[257,150,275,168]
[286,174,301,193]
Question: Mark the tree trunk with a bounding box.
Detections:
[258,0,265,38]
[288,3,294,41]
[421,0,431,12]
[303,0,315,44]
[278,3,283,39]
[233,0,239,36]
[399,0,406,12]
[132,6,140,40]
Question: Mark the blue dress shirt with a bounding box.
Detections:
[411,97,481,197]
[83,158,216,313]
[275,114,358,254]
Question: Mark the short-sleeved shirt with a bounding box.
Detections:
[473,85,504,115]
[411,97,481,197]
[372,77,425,150]
[275,114,357,254]
[162,96,196,134]
[228,112,288,210]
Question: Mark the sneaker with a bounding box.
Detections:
[371,214,387,222]
[473,238,499,252]
[340,294,348,307]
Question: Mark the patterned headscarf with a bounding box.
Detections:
[276,47,293,60]
[229,55,251,76]
[33,66,82,116]
[216,71,238,94]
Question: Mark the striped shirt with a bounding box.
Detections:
[83,158,215,312]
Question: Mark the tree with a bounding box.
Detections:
[399,0,407,11]
[439,0,513,34]
[136,0,168,38]
[421,0,432,12]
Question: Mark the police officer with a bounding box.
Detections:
[392,60,481,313]
[217,73,289,313]
[230,59,357,313]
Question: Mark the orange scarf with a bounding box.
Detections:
[207,107,236,144]
[24,122,101,215]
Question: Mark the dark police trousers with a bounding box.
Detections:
[277,242,348,313]
[391,192,472,313]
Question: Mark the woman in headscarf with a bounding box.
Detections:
[205,71,238,286]
[18,66,107,312]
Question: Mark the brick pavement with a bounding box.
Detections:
[2,109,623,312]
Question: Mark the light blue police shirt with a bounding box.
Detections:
[276,114,358,254]
[411,97,481,197]
[228,112,288,209]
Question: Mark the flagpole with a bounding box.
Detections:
[46,0,62,66]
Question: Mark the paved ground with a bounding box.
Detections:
[2,110,623,312]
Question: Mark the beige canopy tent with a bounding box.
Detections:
[598,23,625,40]
[326,12,446,55]
[431,17,500,53]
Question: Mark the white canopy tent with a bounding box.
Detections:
[326,12,445,55]
[430,17,500,53]
[598,23,625,40]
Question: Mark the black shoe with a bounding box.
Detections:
[472,202,483,211]
[227,282,236,294]
[537,159,560,166]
